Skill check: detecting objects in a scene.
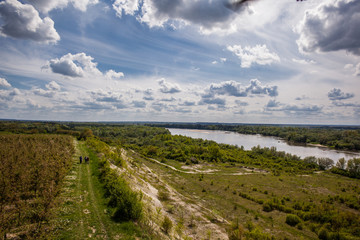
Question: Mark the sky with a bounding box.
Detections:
[0,0,359,124]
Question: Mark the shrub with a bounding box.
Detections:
[318,227,329,240]
[263,202,274,212]
[106,173,143,221]
[285,214,301,227]
[162,216,173,234]
[158,189,170,201]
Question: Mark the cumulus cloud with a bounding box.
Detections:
[0,88,20,101]
[207,79,278,98]
[297,0,360,55]
[33,81,61,98]
[33,88,55,98]
[227,44,280,68]
[113,0,139,17]
[47,53,102,77]
[26,99,41,109]
[0,78,11,88]
[88,89,127,109]
[343,62,360,76]
[265,99,280,108]
[27,0,98,13]
[158,78,181,94]
[46,81,61,91]
[143,89,154,101]
[105,70,124,80]
[0,0,60,43]
[113,0,252,31]
[212,57,227,65]
[328,88,354,101]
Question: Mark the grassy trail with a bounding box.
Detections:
[54,140,152,240]
[54,140,110,239]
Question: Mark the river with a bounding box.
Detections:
[168,128,360,162]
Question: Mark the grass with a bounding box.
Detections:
[130,150,360,240]
[52,141,155,240]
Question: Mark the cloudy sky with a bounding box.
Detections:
[0,0,359,124]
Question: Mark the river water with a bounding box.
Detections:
[168,128,360,162]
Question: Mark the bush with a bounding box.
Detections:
[106,172,143,221]
[162,216,173,234]
[285,214,301,227]
[318,227,329,240]
[158,189,170,201]
[263,202,273,212]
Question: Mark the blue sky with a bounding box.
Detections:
[0,0,359,124]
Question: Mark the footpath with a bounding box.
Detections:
[54,140,110,239]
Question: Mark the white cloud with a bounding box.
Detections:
[0,88,20,101]
[355,63,360,76]
[143,89,154,101]
[87,89,127,109]
[265,99,280,108]
[33,81,61,98]
[0,0,60,43]
[46,81,61,91]
[158,78,181,94]
[26,99,41,109]
[27,0,98,13]
[212,58,227,65]
[0,78,11,88]
[105,70,124,80]
[227,44,280,68]
[113,0,139,17]
[33,88,55,98]
[47,53,102,77]
[297,0,360,55]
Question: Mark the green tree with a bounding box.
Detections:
[78,128,93,140]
